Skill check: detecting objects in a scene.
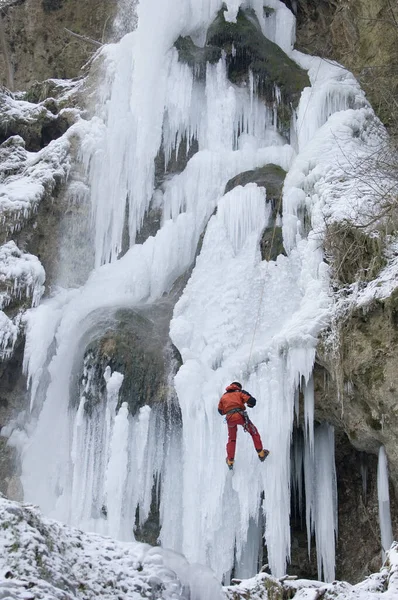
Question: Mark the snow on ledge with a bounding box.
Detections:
[0,496,224,600]
[0,311,20,360]
[0,91,85,233]
[0,241,45,359]
[0,241,45,310]
[0,494,397,600]
[225,542,398,599]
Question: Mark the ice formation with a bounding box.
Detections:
[0,242,45,358]
[0,122,77,232]
[378,446,394,560]
[0,241,45,310]
[2,0,393,588]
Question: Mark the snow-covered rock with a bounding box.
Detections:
[0,241,45,359]
[0,89,82,235]
[0,496,223,600]
[226,543,398,599]
[0,241,45,310]
[1,494,398,600]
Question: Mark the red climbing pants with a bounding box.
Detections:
[226,413,263,461]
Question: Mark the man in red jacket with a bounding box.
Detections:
[218,381,269,470]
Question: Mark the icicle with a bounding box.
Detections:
[313,424,337,582]
[217,184,269,254]
[105,402,130,540]
[303,375,314,454]
[377,446,393,561]
[360,452,368,502]
[291,428,304,520]
[303,421,315,557]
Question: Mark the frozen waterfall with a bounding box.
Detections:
[10,0,387,587]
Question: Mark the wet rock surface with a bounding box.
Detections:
[72,302,182,418]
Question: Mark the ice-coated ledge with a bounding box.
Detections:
[0,241,45,359]
[0,90,82,234]
[0,241,45,310]
[0,310,20,360]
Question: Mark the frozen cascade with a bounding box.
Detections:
[292,423,337,582]
[12,0,386,588]
[313,424,337,582]
[377,446,394,560]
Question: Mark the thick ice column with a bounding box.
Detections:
[250,0,296,53]
[377,446,394,560]
[303,421,337,581]
[313,423,337,582]
[234,516,263,579]
[106,402,130,540]
[303,375,314,453]
[291,428,304,519]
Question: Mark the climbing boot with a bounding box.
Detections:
[226,458,234,470]
[257,449,269,462]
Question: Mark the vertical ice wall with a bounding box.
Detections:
[14,0,382,586]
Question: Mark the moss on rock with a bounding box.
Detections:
[206,8,309,108]
[42,0,65,12]
[324,220,387,286]
[0,0,118,91]
[174,36,221,78]
[174,8,309,139]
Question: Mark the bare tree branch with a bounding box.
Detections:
[64,28,103,48]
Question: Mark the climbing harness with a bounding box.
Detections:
[225,408,251,432]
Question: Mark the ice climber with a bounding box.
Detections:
[218,382,269,470]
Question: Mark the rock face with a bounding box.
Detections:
[290,0,398,128]
[0,0,118,91]
[316,293,398,491]
[0,338,25,500]
[279,0,398,581]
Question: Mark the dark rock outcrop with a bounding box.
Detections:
[0,337,26,501]
[206,8,309,108]
[175,8,310,139]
